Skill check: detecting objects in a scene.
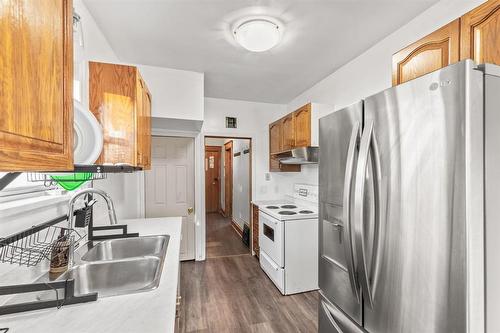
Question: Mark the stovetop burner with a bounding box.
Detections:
[266,206,279,209]
[299,210,314,214]
[281,205,297,209]
[279,211,297,215]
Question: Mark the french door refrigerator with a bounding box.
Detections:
[318,60,500,333]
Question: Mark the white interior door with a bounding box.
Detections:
[145,136,195,261]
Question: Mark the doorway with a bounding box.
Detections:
[205,146,222,213]
[145,136,196,261]
[204,137,252,258]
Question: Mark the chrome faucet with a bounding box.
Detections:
[66,188,118,268]
[68,188,118,230]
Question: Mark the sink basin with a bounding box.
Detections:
[59,257,162,297]
[81,235,169,261]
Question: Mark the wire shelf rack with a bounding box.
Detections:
[26,172,107,187]
[0,225,84,267]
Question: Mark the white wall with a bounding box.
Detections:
[138,65,204,121]
[202,97,289,202]
[289,0,485,111]
[73,0,119,110]
[282,0,487,192]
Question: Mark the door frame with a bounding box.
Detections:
[147,128,204,261]
[145,134,196,261]
[223,140,233,218]
[203,135,253,257]
[204,145,222,213]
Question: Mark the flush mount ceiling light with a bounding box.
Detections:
[233,17,282,52]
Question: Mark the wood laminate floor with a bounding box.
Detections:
[206,213,250,258]
[179,255,319,333]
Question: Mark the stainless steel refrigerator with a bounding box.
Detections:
[318,60,500,333]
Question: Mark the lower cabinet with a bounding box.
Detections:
[252,204,260,259]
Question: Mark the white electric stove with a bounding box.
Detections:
[259,184,319,295]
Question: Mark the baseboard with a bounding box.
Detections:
[231,219,243,238]
[219,208,226,217]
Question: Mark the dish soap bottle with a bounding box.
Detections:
[49,229,70,275]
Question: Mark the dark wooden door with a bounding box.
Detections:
[205,146,221,213]
[224,141,233,218]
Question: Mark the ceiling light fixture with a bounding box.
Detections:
[233,17,282,52]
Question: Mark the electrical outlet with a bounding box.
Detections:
[265,173,271,181]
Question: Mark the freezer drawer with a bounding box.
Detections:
[260,251,284,294]
[319,293,365,333]
[319,256,362,325]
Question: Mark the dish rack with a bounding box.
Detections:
[0,222,84,267]
[26,172,107,188]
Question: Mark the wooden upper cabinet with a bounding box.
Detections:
[269,120,283,172]
[293,103,312,147]
[461,0,500,65]
[141,88,152,170]
[392,19,460,86]
[269,120,282,154]
[281,113,295,151]
[0,0,74,171]
[137,74,152,170]
[89,62,151,169]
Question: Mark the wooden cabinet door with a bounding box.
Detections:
[269,120,282,154]
[461,0,500,65]
[142,90,152,170]
[0,0,73,171]
[90,62,137,166]
[281,114,295,151]
[293,103,311,147]
[269,120,282,172]
[136,75,152,170]
[392,19,460,86]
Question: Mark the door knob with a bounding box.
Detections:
[188,207,194,215]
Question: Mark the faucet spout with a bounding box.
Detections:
[67,188,118,231]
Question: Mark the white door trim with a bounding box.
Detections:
[148,129,256,262]
[201,131,256,260]
[150,128,205,261]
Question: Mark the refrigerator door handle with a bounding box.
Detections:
[342,121,361,302]
[321,300,345,333]
[353,120,383,309]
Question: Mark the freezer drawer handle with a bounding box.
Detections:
[353,120,383,309]
[341,121,361,302]
[321,300,344,333]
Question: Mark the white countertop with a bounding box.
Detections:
[0,217,182,333]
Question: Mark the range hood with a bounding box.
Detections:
[276,147,319,165]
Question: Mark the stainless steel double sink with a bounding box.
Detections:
[59,235,169,298]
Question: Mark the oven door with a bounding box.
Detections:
[259,211,284,267]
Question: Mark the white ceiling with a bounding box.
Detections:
[83,0,438,104]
